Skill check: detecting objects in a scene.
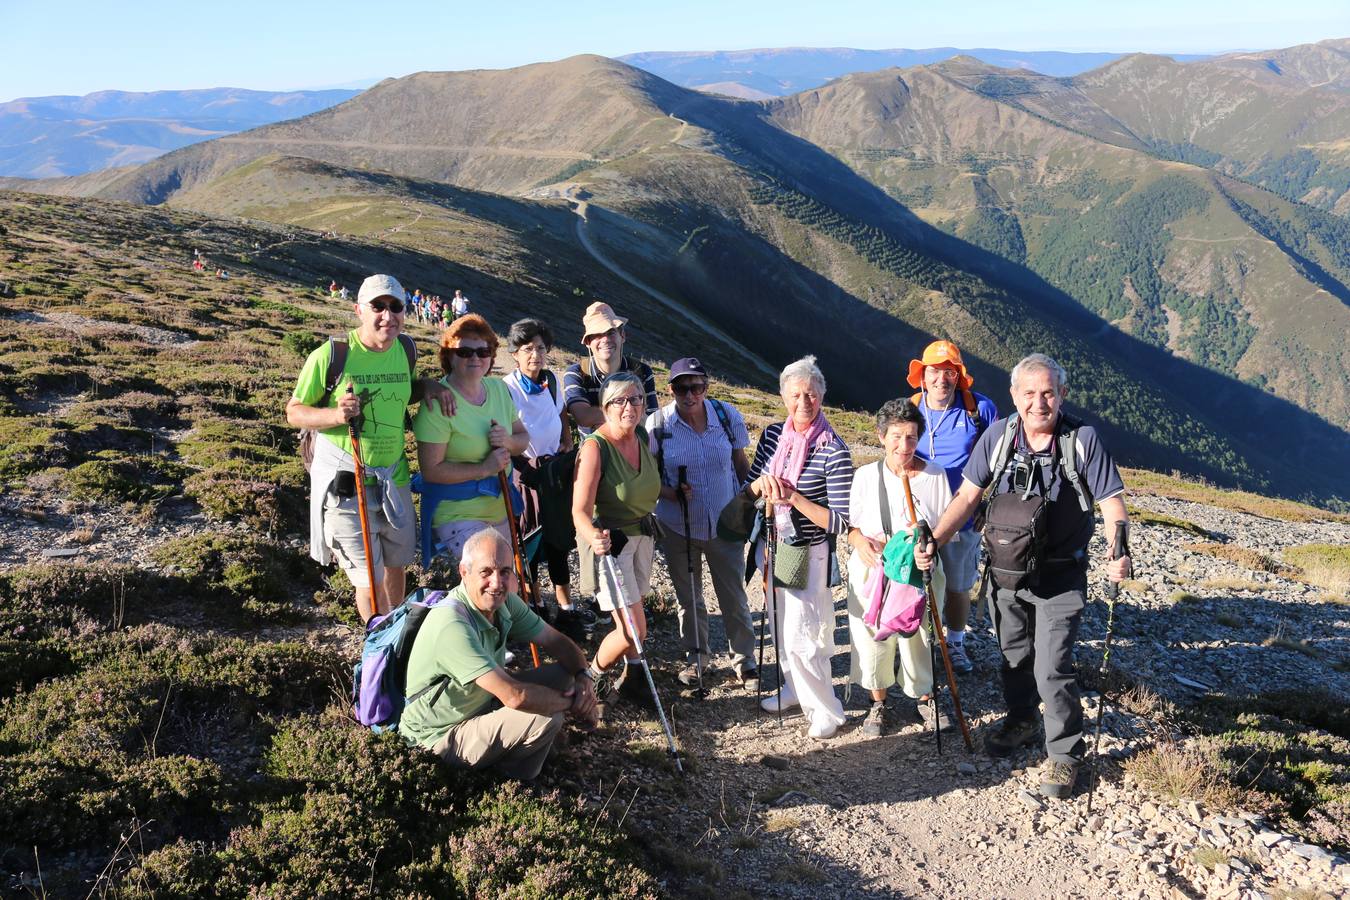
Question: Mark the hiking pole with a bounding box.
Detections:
[901,471,974,752]
[676,465,706,698]
[497,468,542,669]
[345,386,381,621]
[1087,521,1129,814]
[755,503,768,708]
[763,511,783,725]
[598,537,683,774]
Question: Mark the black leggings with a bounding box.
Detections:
[530,542,571,589]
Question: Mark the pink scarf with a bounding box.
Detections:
[768,412,837,488]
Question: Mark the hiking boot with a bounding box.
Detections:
[917,698,951,732]
[733,663,759,690]
[558,602,597,626]
[618,665,657,710]
[1039,759,1081,799]
[946,640,974,674]
[986,715,1041,758]
[676,662,702,687]
[861,701,890,738]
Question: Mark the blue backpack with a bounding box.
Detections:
[353,588,453,732]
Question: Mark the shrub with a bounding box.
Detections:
[65,456,175,504]
[151,533,321,624]
[281,331,322,358]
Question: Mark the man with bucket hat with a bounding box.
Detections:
[561,301,658,436]
[907,339,999,674]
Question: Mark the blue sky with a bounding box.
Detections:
[3,0,1348,100]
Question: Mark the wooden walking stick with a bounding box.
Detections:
[498,468,542,668]
[345,386,382,620]
[901,470,974,752]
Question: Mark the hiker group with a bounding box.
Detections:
[287,273,1132,796]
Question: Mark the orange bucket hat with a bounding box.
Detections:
[906,340,974,390]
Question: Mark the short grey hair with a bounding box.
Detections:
[599,371,645,407]
[1010,353,1068,393]
[779,355,826,396]
[461,527,511,568]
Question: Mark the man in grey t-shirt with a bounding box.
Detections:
[917,353,1131,800]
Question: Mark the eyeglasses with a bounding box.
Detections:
[364,299,405,314]
[605,395,645,408]
[672,382,708,396]
[451,346,494,359]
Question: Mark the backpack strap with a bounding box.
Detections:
[876,460,893,538]
[709,398,735,445]
[543,368,558,404]
[985,412,1021,497]
[397,333,417,379]
[318,336,350,407]
[655,407,670,486]
[1056,414,1092,513]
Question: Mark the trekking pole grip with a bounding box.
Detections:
[1105,521,1128,600]
[916,521,934,589]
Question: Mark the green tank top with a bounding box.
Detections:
[587,427,660,536]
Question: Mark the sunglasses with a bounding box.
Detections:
[672,382,708,396]
[451,346,494,359]
[605,395,645,408]
[364,299,405,314]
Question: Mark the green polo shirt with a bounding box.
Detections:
[399,584,546,748]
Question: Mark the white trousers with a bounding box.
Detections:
[767,541,846,729]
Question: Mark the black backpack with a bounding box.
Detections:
[979,413,1091,591]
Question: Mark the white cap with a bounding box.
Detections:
[357,274,406,305]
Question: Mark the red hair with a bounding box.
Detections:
[439,314,498,374]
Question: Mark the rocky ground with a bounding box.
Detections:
[518,490,1350,899]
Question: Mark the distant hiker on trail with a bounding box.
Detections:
[908,340,999,674]
[503,319,585,624]
[287,274,454,624]
[398,529,598,780]
[571,371,662,711]
[644,357,758,689]
[562,301,658,437]
[845,399,954,738]
[330,280,339,298]
[916,353,1131,799]
[339,285,349,301]
[452,289,470,318]
[413,314,529,566]
[746,356,853,740]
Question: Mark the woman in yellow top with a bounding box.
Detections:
[573,372,661,706]
[414,315,529,565]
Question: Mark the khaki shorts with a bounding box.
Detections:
[592,534,653,612]
[939,532,981,593]
[323,482,416,589]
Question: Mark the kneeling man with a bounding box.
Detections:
[400,529,598,780]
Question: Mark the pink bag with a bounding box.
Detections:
[862,564,926,640]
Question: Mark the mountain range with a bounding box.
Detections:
[0,87,360,179]
[3,44,1348,509]
[619,47,1211,99]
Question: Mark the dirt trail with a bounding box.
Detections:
[566,192,777,381]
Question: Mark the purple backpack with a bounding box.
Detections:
[353,588,453,731]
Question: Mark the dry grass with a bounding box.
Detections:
[1169,591,1203,606]
[1283,543,1350,601]
[763,812,802,833]
[1215,613,1243,629]
[1123,468,1350,524]
[1199,576,1266,593]
[780,861,827,884]
[1191,845,1229,871]
[70,526,98,544]
[1124,738,1244,809]
[1183,541,1298,577]
[1126,504,1210,538]
[1260,633,1321,659]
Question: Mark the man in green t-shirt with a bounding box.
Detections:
[402,529,599,780]
[287,274,453,623]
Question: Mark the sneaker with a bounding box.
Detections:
[807,717,838,740]
[861,701,889,738]
[946,640,974,674]
[986,715,1040,758]
[1039,759,1080,799]
[558,602,597,626]
[759,680,799,713]
[591,667,620,702]
[917,698,951,732]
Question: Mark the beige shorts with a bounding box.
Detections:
[432,518,510,567]
[592,535,654,612]
[322,482,416,589]
[939,532,981,593]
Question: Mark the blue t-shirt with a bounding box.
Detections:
[915,391,999,529]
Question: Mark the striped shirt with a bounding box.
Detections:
[746,422,853,546]
[645,399,750,541]
[561,357,659,436]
